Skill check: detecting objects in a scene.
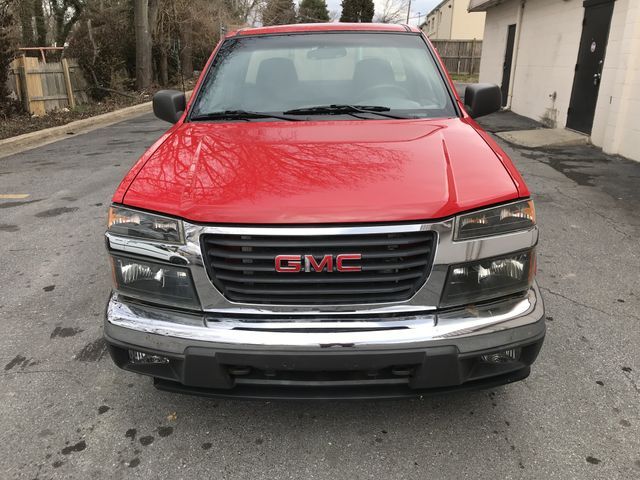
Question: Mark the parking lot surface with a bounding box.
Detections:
[1,112,638,479]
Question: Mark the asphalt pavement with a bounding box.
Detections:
[1,112,639,479]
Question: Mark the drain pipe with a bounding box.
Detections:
[507,0,526,109]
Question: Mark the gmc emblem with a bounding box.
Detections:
[275,254,362,273]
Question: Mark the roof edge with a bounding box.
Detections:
[427,0,452,17]
[228,23,421,38]
[468,0,506,12]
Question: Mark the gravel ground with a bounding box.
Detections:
[0,112,638,479]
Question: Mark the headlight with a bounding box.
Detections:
[440,250,535,307]
[111,255,199,309]
[108,206,184,244]
[454,200,535,241]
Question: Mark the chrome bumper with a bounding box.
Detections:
[105,282,545,355]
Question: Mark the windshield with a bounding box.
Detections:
[190,33,457,120]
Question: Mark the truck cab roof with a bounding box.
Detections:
[227,22,422,38]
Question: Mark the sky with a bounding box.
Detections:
[323,0,442,26]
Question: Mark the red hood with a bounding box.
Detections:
[119,118,520,224]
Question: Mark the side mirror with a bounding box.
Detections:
[153,90,186,123]
[464,83,501,118]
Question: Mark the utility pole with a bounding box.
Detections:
[406,0,411,23]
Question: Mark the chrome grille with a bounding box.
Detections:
[201,231,436,305]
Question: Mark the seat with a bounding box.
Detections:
[253,57,300,110]
[352,58,396,93]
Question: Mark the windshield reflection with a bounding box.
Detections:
[190,33,457,119]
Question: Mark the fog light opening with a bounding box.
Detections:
[481,348,521,364]
[228,366,251,376]
[128,350,170,365]
[391,366,413,376]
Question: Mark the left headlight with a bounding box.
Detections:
[454,200,535,241]
[107,206,184,244]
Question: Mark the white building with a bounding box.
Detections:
[470,0,640,162]
[422,0,486,40]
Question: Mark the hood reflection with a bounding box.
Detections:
[123,119,519,224]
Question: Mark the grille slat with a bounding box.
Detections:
[201,230,436,305]
[206,245,433,260]
[215,270,424,284]
[204,233,431,248]
[224,292,417,305]
[225,280,417,296]
[209,259,428,272]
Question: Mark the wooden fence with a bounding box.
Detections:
[8,56,89,116]
[431,40,483,76]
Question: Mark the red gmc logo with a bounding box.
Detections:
[275,254,362,273]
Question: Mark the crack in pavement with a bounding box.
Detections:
[549,187,637,240]
[539,286,640,322]
[2,368,89,389]
[621,370,640,395]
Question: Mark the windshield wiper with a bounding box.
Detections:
[283,105,409,119]
[190,110,301,122]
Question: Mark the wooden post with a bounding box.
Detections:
[17,56,30,113]
[24,57,45,116]
[61,58,76,109]
[9,59,22,104]
[470,39,476,76]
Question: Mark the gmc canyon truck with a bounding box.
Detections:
[104,23,544,399]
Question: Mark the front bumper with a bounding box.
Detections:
[105,284,545,399]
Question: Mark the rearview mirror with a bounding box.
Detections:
[153,90,186,123]
[464,84,501,118]
[307,46,347,60]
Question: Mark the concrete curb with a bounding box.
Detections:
[0,101,152,159]
[0,91,192,160]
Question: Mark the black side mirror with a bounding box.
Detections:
[464,84,501,118]
[153,90,186,123]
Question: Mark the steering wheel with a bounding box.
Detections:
[357,84,411,101]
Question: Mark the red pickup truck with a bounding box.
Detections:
[104,23,544,399]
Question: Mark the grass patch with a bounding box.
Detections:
[449,73,479,83]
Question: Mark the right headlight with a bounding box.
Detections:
[110,255,199,309]
[440,249,535,308]
[454,200,535,241]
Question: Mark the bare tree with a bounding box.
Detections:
[374,0,408,24]
[231,0,264,24]
[262,0,296,26]
[134,0,152,89]
[1,0,19,114]
[71,0,254,95]
[51,0,84,46]
[179,14,193,78]
[33,0,46,45]
[171,0,195,80]
[17,0,34,46]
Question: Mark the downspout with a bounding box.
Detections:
[507,0,526,109]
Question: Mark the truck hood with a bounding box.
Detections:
[121,118,519,224]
